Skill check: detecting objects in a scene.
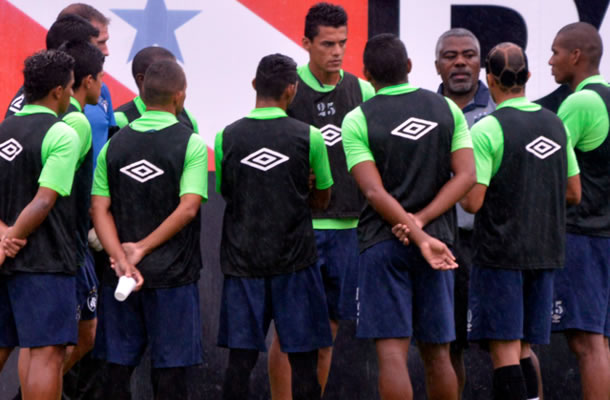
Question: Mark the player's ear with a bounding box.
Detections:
[434,59,441,75]
[302,36,311,51]
[406,58,413,74]
[570,48,581,66]
[526,71,531,83]
[85,75,94,89]
[363,67,372,82]
[252,78,256,91]
[135,73,145,89]
[50,85,63,101]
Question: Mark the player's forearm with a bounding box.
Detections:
[0,220,8,237]
[90,196,128,263]
[138,194,202,256]
[416,171,476,226]
[309,188,331,210]
[8,196,57,239]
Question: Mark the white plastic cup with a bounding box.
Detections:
[114,276,137,301]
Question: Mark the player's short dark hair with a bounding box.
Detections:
[132,47,176,80]
[304,3,347,40]
[58,40,104,91]
[142,60,186,107]
[46,14,99,50]
[254,54,298,100]
[23,50,75,103]
[364,33,408,86]
[557,22,603,68]
[58,3,109,25]
[485,42,528,93]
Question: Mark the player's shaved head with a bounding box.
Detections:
[58,3,109,25]
[364,33,409,86]
[142,60,186,107]
[132,47,176,80]
[486,42,528,93]
[254,54,298,100]
[556,22,603,68]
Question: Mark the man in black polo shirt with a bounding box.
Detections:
[216,53,333,400]
[91,60,207,400]
[462,42,581,400]
[343,33,475,399]
[114,46,199,131]
[269,4,374,397]
[0,49,80,400]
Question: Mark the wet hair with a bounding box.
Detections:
[304,3,347,40]
[435,28,481,60]
[58,40,104,90]
[132,47,176,81]
[485,42,528,93]
[58,3,109,25]
[23,50,75,103]
[142,60,186,106]
[557,22,603,68]
[254,54,298,100]
[364,33,408,86]
[46,14,99,50]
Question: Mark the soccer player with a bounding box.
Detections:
[548,22,610,400]
[462,42,581,400]
[0,49,79,400]
[90,60,207,400]
[342,33,474,400]
[114,46,199,131]
[216,53,333,400]
[268,4,374,397]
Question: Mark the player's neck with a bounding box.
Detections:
[72,90,87,110]
[372,78,408,93]
[309,63,341,86]
[31,98,62,115]
[569,69,600,91]
[255,97,286,110]
[146,104,178,115]
[493,90,525,105]
[445,84,478,110]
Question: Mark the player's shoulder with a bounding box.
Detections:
[562,87,606,111]
[115,100,135,113]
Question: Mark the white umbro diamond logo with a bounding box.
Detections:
[525,136,561,159]
[391,118,438,140]
[320,124,342,146]
[0,138,23,162]
[120,160,164,183]
[241,148,289,171]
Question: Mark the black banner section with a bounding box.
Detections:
[368,0,400,37]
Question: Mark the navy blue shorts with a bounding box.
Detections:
[0,273,78,348]
[76,250,99,321]
[468,266,555,344]
[552,234,610,335]
[315,228,359,321]
[99,283,203,368]
[356,239,455,343]
[218,265,333,353]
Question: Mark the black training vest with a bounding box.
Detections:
[4,86,25,119]
[105,123,201,288]
[287,72,365,219]
[358,88,456,251]
[0,114,78,275]
[220,116,317,277]
[60,104,94,268]
[566,83,610,237]
[474,108,567,269]
[115,99,195,131]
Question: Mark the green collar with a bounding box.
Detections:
[376,83,418,96]
[133,96,147,114]
[70,97,83,112]
[129,110,179,132]
[496,96,540,111]
[15,104,57,117]
[298,64,345,93]
[575,75,606,92]
[246,107,288,120]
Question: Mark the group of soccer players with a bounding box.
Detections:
[0,2,608,400]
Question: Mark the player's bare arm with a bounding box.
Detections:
[90,195,143,290]
[351,160,457,270]
[566,174,581,205]
[121,193,203,266]
[414,147,476,227]
[309,187,331,210]
[460,183,487,213]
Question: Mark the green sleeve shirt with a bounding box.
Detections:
[214,107,333,194]
[342,83,472,172]
[92,111,208,200]
[557,75,609,152]
[62,97,92,167]
[114,111,129,129]
[16,104,80,196]
[472,97,580,187]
